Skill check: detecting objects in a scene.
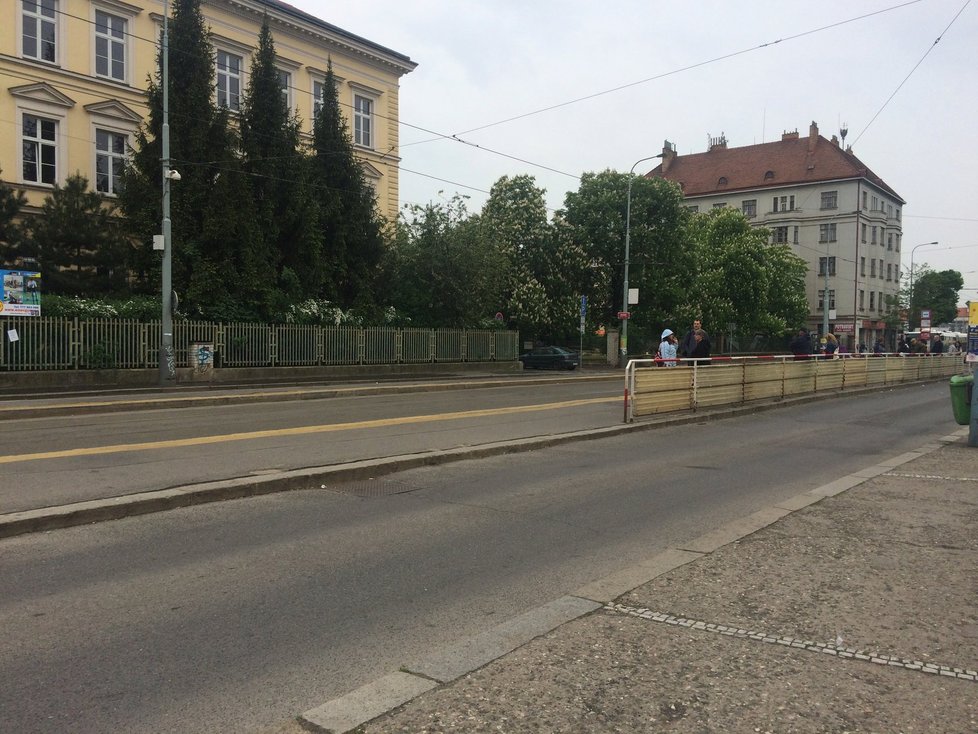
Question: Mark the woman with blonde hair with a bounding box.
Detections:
[823,332,838,358]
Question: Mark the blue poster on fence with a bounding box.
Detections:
[0,270,42,316]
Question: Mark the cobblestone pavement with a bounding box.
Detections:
[285,430,978,734]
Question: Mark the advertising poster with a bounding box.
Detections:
[0,270,42,317]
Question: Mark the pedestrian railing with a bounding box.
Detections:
[0,317,520,371]
[624,354,966,423]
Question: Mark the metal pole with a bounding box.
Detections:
[907,241,938,331]
[159,0,174,384]
[621,154,662,366]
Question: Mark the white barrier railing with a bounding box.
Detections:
[623,354,966,423]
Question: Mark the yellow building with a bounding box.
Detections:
[0,0,416,221]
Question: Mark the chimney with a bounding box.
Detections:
[708,133,727,152]
[831,134,839,147]
[661,139,677,174]
[808,120,819,153]
[781,129,799,141]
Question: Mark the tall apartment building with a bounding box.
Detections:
[1,0,416,221]
[648,122,905,350]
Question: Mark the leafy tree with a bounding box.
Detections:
[311,60,385,308]
[21,174,129,296]
[240,18,322,307]
[684,208,808,345]
[382,196,505,327]
[480,175,551,333]
[561,171,692,340]
[0,172,27,266]
[910,268,962,328]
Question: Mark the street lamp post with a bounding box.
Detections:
[621,154,662,366]
[908,241,939,330]
[159,0,175,384]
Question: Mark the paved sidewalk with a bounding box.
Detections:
[287,429,978,733]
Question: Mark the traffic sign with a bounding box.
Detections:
[618,311,630,320]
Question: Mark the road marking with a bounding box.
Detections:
[0,397,618,465]
[607,604,978,682]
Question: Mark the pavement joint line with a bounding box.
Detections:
[605,604,978,683]
[884,472,978,481]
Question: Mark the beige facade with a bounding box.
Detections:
[650,123,905,350]
[0,0,415,221]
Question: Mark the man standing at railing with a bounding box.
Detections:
[931,334,945,355]
[690,328,711,365]
[680,319,709,359]
[789,328,814,360]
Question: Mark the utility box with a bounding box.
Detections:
[949,374,973,425]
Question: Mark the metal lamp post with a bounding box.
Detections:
[908,241,939,330]
[621,154,662,365]
[159,0,175,384]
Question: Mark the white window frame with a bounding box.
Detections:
[21,113,59,186]
[21,0,60,65]
[94,127,128,196]
[312,78,326,119]
[276,68,292,110]
[92,1,138,84]
[352,92,374,148]
[820,190,838,210]
[772,226,788,244]
[215,49,244,112]
[819,223,837,243]
[741,199,756,217]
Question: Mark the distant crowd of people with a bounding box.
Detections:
[650,320,964,366]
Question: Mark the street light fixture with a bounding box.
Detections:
[621,153,663,365]
[908,241,939,330]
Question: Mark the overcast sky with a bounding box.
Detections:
[294,0,978,303]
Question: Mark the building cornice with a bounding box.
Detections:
[215,0,417,76]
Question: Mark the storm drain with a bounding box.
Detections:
[321,478,423,498]
[606,603,977,682]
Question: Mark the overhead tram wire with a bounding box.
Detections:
[399,0,925,148]
[851,0,972,145]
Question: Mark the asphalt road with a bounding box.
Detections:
[0,377,620,513]
[0,381,956,733]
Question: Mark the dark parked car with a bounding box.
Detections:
[519,346,580,370]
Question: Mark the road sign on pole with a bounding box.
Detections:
[617,311,630,320]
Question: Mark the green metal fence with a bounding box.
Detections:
[0,317,520,371]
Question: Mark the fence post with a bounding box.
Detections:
[71,317,80,369]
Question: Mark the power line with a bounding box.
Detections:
[400,0,925,145]
[852,0,972,145]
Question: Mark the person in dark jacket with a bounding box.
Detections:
[931,335,944,354]
[689,328,711,365]
[789,328,813,360]
[680,319,709,358]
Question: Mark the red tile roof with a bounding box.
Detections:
[649,133,904,203]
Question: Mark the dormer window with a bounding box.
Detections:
[717,176,728,186]
[764,170,775,180]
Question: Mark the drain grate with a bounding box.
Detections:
[322,477,422,497]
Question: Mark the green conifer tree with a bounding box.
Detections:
[311,60,385,309]
[120,0,266,319]
[240,18,323,309]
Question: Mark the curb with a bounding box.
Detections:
[297,427,969,733]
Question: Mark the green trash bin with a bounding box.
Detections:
[949,374,973,426]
